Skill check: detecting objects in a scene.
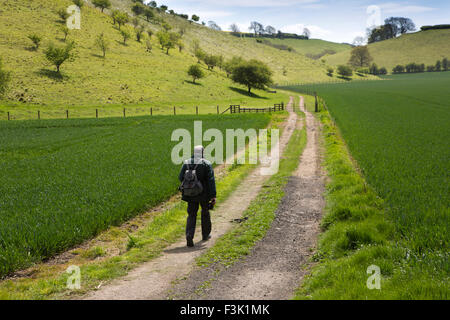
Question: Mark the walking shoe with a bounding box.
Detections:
[202,235,211,242]
[187,239,194,247]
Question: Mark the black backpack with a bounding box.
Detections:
[180,162,204,197]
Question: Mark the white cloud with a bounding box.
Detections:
[378,2,436,14]
[280,23,332,38]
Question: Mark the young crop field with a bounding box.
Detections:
[0,113,271,278]
[282,72,449,297]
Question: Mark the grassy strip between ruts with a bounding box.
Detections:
[196,113,306,269]
[0,112,288,300]
[294,100,448,300]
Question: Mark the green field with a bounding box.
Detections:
[283,72,449,298]
[0,113,271,277]
[325,29,450,72]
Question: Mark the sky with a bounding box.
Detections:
[146,0,450,43]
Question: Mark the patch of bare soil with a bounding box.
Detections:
[81,98,298,300]
[170,96,325,300]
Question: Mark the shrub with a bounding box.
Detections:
[44,41,76,73]
[435,60,442,72]
[187,65,205,83]
[327,67,334,76]
[337,65,353,78]
[120,29,131,45]
[0,57,11,98]
[145,40,152,53]
[28,34,41,50]
[95,33,109,58]
[379,67,388,75]
[443,58,449,71]
[72,0,84,8]
[393,65,405,74]
[135,26,145,42]
[427,65,436,72]
[61,26,70,42]
[57,8,70,22]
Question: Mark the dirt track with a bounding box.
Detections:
[82,97,298,300]
[170,96,325,300]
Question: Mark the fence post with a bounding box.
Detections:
[123,108,126,118]
[38,110,40,120]
[196,106,198,115]
[174,106,176,115]
[7,112,10,121]
[217,105,219,114]
[150,107,153,116]
[66,110,69,119]
[315,92,318,113]
[96,109,98,118]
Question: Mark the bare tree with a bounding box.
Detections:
[265,25,277,35]
[302,28,311,39]
[208,21,222,31]
[249,21,264,36]
[230,23,240,34]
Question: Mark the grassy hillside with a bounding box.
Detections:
[325,29,450,72]
[0,0,328,113]
[261,38,351,57]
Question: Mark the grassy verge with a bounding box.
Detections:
[196,116,306,269]
[0,112,288,300]
[294,101,448,300]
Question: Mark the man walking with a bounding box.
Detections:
[179,146,216,247]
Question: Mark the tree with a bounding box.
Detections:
[393,65,405,74]
[443,58,449,71]
[161,22,172,32]
[302,28,311,39]
[116,12,129,30]
[157,31,180,54]
[249,22,264,36]
[131,3,145,16]
[385,17,415,35]
[230,23,240,34]
[120,29,131,45]
[57,8,70,22]
[72,0,84,8]
[369,63,379,75]
[160,5,168,12]
[187,65,205,84]
[194,47,206,63]
[44,41,76,73]
[337,65,353,78]
[208,21,221,31]
[146,40,152,53]
[224,56,244,77]
[191,15,200,23]
[28,34,42,50]
[144,8,154,22]
[95,33,109,58]
[135,26,145,42]
[148,1,157,8]
[0,57,11,98]
[61,26,70,42]
[231,59,273,94]
[327,66,334,76]
[435,60,442,72]
[348,46,373,68]
[92,0,111,13]
[204,54,219,70]
[265,25,277,35]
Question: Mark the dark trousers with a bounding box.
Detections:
[186,201,211,241]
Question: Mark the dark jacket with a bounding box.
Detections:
[179,158,216,202]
